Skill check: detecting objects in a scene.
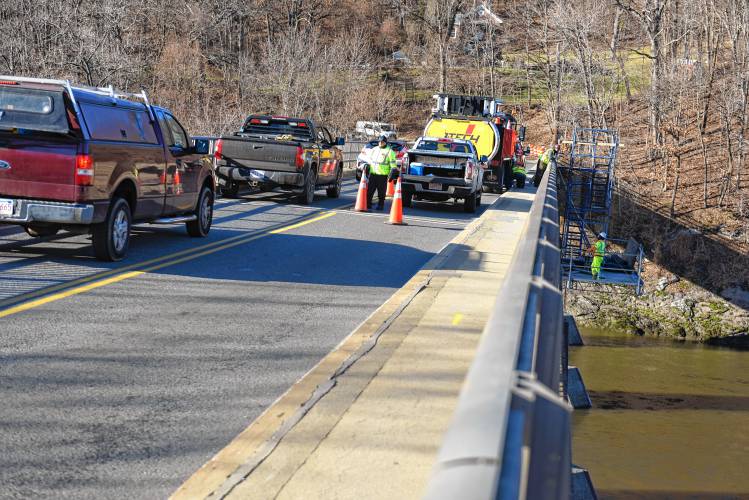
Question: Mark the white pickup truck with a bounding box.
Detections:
[400,137,486,213]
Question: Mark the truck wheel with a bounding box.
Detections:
[298,167,317,205]
[402,191,413,208]
[222,180,240,199]
[92,197,131,262]
[482,184,492,194]
[326,165,342,198]
[25,224,59,237]
[187,185,214,237]
[464,193,477,213]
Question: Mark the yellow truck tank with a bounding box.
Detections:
[424,117,501,161]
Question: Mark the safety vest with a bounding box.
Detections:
[539,148,553,167]
[367,146,396,175]
[594,240,606,258]
[513,164,526,175]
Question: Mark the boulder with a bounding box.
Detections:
[657,274,680,291]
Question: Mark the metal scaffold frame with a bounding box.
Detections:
[557,127,644,295]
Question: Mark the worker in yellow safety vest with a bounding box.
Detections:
[533,144,558,187]
[366,135,397,210]
[588,232,607,279]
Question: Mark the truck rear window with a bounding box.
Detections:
[416,140,471,153]
[241,118,313,140]
[0,87,70,134]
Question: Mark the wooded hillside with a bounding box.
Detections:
[1,0,747,249]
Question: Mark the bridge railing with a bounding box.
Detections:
[424,163,571,500]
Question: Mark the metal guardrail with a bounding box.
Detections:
[424,163,571,500]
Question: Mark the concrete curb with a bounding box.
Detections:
[171,194,512,499]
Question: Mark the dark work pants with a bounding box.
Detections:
[367,174,387,209]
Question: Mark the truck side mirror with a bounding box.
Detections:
[519,126,526,142]
[335,137,345,146]
[193,139,210,155]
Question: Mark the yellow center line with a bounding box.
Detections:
[0,211,337,320]
[0,207,345,309]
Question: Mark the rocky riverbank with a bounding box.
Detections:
[566,276,749,343]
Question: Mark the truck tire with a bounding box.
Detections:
[92,197,131,262]
[326,165,342,198]
[298,167,317,205]
[464,193,477,213]
[402,191,413,208]
[222,180,240,199]
[187,185,214,237]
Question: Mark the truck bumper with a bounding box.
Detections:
[0,198,95,225]
[401,176,474,199]
[217,166,304,188]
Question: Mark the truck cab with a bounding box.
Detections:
[0,76,215,261]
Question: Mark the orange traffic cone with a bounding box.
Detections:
[386,176,406,225]
[386,179,395,198]
[174,169,183,195]
[355,172,369,212]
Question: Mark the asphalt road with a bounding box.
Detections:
[0,178,499,499]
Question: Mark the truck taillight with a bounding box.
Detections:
[295,146,304,169]
[214,139,223,160]
[465,160,475,181]
[75,154,94,186]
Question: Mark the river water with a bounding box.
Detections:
[570,327,749,499]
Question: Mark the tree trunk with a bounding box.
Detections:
[438,42,446,92]
[670,155,680,216]
[610,7,632,100]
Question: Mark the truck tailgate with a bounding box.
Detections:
[407,152,470,178]
[0,136,78,201]
[221,137,300,173]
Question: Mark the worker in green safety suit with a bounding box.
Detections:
[366,135,397,210]
[589,232,607,279]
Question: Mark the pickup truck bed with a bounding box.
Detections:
[214,116,344,204]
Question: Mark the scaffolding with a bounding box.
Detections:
[557,127,644,295]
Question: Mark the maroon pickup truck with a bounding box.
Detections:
[0,76,215,261]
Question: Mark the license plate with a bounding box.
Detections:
[0,198,13,217]
[428,183,442,191]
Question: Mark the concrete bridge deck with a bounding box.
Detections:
[172,188,536,499]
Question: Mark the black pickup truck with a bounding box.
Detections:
[214,116,345,204]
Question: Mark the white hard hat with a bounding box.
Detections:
[599,232,607,239]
